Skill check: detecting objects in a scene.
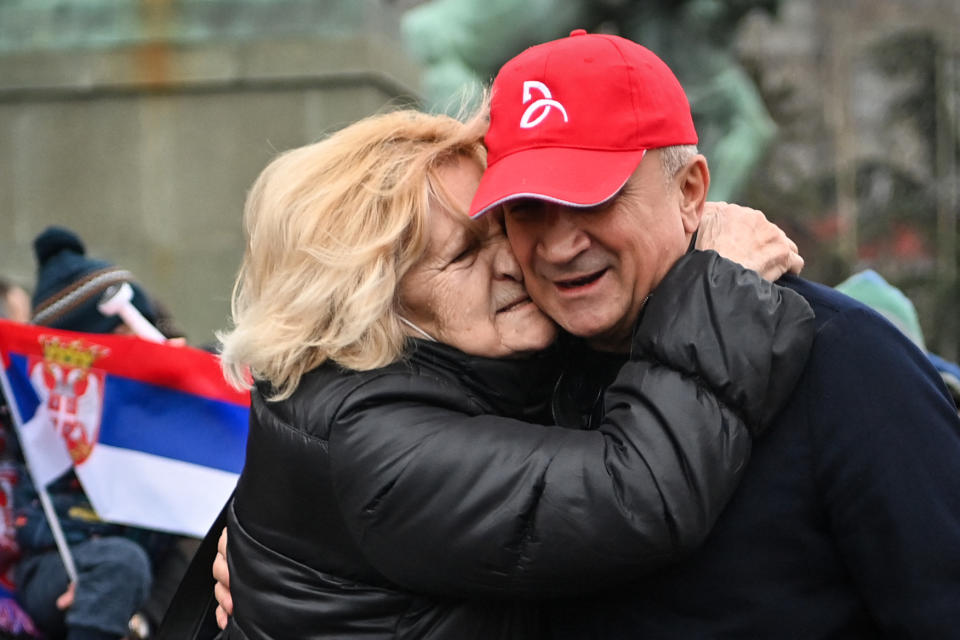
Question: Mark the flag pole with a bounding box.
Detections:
[0,366,79,584]
[98,283,166,344]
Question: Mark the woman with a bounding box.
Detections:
[193,109,811,639]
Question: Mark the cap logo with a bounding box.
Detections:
[520,81,569,129]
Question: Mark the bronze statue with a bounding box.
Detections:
[402,0,780,201]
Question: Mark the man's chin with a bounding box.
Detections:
[556,317,630,352]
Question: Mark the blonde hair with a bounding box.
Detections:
[219,109,488,399]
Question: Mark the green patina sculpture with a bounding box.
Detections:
[402,0,779,201]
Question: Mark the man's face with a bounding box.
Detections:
[502,151,699,352]
[3,286,30,324]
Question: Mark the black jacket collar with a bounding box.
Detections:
[404,339,559,424]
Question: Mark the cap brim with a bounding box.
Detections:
[469,147,647,218]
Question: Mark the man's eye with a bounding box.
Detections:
[504,200,543,221]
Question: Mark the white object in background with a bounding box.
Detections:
[97,282,166,343]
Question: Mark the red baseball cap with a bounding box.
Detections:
[469,29,698,218]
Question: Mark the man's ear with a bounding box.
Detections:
[677,155,710,234]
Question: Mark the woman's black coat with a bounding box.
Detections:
[161,252,814,640]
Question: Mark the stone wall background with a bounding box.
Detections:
[0,0,419,346]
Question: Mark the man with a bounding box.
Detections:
[468,29,960,637]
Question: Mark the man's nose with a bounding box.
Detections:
[535,207,589,264]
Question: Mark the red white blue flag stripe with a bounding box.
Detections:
[0,319,249,537]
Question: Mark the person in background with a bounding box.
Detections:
[14,227,175,640]
[0,279,44,638]
[835,268,960,407]
[0,279,30,324]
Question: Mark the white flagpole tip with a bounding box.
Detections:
[98,283,166,343]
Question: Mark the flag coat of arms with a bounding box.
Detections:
[0,319,249,537]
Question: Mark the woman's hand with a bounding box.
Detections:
[213,527,233,630]
[697,202,804,281]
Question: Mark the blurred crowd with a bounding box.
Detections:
[0,227,199,640]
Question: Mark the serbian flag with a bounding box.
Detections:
[0,319,249,537]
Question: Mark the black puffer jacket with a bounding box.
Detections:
[223,252,814,640]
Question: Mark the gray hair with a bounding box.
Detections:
[659,144,699,181]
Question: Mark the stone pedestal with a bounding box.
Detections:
[0,1,421,345]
